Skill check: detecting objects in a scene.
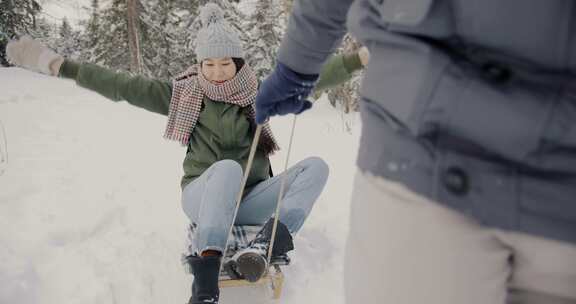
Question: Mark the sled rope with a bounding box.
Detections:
[220,124,263,273]
[266,115,297,266]
[220,115,298,274]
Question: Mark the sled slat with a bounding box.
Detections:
[218,265,284,299]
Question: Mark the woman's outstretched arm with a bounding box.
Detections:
[7,36,172,116]
[59,60,172,116]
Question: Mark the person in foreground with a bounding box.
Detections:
[255,1,576,303]
[5,3,367,303]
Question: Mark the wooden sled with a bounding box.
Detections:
[184,224,290,300]
[219,264,285,299]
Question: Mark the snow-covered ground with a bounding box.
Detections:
[0,67,360,304]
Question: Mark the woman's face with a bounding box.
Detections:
[201,57,237,84]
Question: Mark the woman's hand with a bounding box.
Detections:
[6,36,64,76]
[358,46,370,66]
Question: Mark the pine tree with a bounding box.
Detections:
[78,0,100,62]
[138,0,196,80]
[83,0,153,74]
[86,0,100,43]
[0,0,42,66]
[27,17,53,41]
[59,18,72,38]
[85,0,135,72]
[58,18,74,53]
[242,0,285,79]
[56,18,77,58]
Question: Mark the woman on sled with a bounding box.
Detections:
[5,3,368,303]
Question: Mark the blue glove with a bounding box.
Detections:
[255,62,319,124]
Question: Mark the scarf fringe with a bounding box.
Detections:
[163,132,190,146]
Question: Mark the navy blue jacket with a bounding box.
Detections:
[278,0,576,244]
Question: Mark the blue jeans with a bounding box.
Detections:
[181,157,329,254]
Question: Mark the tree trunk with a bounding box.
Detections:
[126,0,142,73]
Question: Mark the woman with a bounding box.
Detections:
[5,3,367,303]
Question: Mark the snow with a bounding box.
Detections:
[0,67,361,304]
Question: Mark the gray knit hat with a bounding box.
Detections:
[195,3,244,61]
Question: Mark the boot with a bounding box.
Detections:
[186,255,221,304]
[231,218,294,282]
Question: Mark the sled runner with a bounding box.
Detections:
[183,224,290,299]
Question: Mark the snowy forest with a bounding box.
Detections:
[0,0,360,111]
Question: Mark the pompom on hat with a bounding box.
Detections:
[195,3,244,61]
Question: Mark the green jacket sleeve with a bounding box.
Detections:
[313,52,364,94]
[58,60,172,116]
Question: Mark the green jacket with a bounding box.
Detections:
[58,53,362,191]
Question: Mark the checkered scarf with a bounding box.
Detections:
[164,63,279,154]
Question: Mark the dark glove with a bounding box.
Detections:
[255,62,319,124]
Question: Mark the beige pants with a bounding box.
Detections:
[345,170,576,304]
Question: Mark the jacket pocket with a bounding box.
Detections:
[418,62,554,163]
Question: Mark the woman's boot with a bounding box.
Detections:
[187,255,221,304]
[231,218,294,282]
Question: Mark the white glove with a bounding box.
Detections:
[6,36,64,76]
